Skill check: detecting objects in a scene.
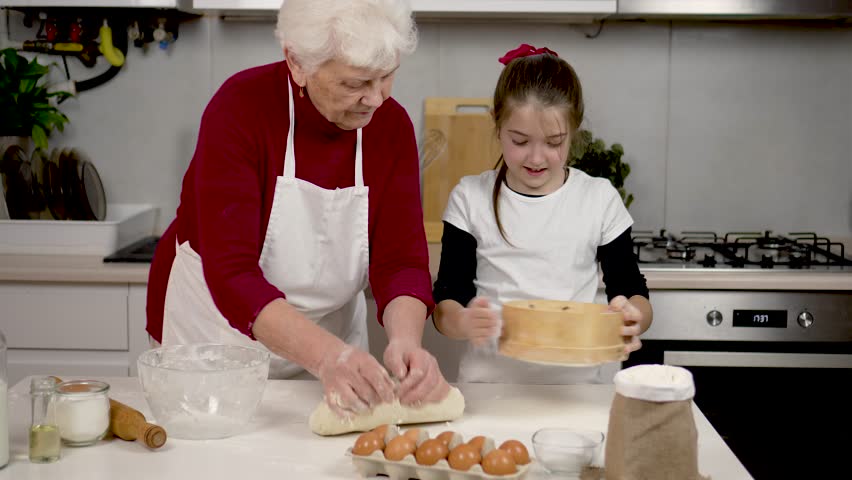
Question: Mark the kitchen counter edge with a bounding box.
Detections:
[1,250,851,290]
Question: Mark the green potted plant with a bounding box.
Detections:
[0,48,72,152]
[570,129,634,208]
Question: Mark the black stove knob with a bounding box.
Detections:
[789,252,808,269]
[700,254,717,268]
[760,254,774,269]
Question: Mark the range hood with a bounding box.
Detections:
[191,0,617,22]
[616,0,852,20]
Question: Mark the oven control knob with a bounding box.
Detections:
[706,310,723,326]
[797,311,814,328]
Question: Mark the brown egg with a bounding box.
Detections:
[383,435,416,461]
[402,428,421,442]
[481,448,518,476]
[498,439,531,465]
[352,431,384,456]
[371,424,389,439]
[436,430,455,446]
[448,443,481,471]
[468,435,486,451]
[415,438,450,466]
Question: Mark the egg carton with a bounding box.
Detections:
[346,448,534,480]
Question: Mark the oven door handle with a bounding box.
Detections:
[664,351,852,369]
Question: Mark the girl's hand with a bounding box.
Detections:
[608,295,643,356]
[456,297,501,346]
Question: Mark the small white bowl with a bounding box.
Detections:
[532,428,604,475]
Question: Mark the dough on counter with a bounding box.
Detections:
[309,386,465,436]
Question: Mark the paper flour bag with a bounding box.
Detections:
[605,364,709,480]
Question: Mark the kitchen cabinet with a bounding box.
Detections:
[0,281,148,386]
[127,284,150,377]
[193,0,616,19]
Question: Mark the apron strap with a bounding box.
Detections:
[354,128,364,187]
[284,78,297,180]
[283,75,364,186]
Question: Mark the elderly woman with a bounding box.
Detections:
[146,0,447,417]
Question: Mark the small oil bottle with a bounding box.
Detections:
[29,376,60,463]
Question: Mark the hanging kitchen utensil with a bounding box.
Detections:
[418,128,447,171]
[30,149,47,188]
[72,148,107,221]
[0,145,14,219]
[58,148,106,221]
[43,147,67,220]
[29,149,49,217]
[1,144,42,219]
[59,148,83,220]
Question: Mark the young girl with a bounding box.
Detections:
[432,44,652,384]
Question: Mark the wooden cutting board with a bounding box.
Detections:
[421,97,502,243]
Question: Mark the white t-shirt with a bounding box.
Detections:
[442,167,633,384]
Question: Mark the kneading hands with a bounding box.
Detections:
[318,295,450,419]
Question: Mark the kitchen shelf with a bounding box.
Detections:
[0,0,191,8]
[194,0,616,20]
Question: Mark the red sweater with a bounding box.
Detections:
[146,61,434,342]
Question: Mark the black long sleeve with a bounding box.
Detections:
[432,221,478,307]
[597,226,650,301]
[433,222,649,306]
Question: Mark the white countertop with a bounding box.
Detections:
[1,247,850,290]
[0,254,149,284]
[0,376,752,480]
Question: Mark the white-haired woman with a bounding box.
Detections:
[146,0,448,418]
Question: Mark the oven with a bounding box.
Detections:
[624,230,852,479]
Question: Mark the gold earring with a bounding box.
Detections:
[299,86,304,98]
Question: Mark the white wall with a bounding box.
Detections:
[8,14,847,237]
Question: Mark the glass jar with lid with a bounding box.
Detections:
[54,380,111,447]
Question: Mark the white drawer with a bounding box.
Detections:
[0,283,128,350]
[6,349,130,387]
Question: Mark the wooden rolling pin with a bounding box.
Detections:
[109,398,167,449]
[51,377,166,449]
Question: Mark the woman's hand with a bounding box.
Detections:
[383,340,449,406]
[316,345,396,419]
[441,297,501,346]
[608,295,644,356]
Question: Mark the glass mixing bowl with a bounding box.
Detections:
[137,343,270,440]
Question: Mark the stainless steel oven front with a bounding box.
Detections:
[625,290,852,480]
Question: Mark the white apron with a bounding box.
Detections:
[162,79,370,379]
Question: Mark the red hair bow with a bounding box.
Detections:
[498,43,559,65]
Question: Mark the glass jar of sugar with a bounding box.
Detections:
[54,380,111,446]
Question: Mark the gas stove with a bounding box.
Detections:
[632,229,852,271]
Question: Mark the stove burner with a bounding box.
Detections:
[632,230,852,269]
[789,252,809,269]
[728,255,746,269]
[667,246,695,261]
